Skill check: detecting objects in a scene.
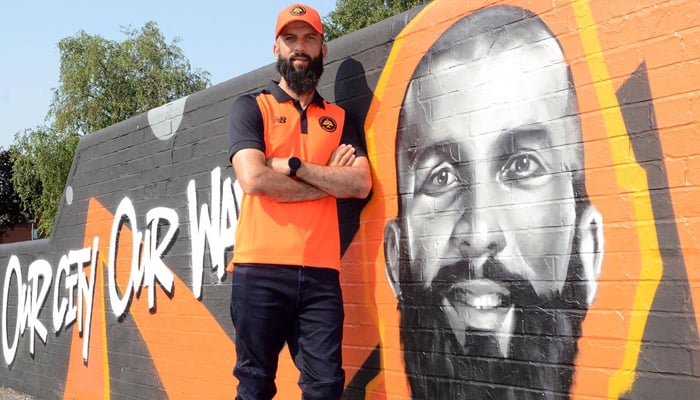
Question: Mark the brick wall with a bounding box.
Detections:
[0,0,699,398]
[0,224,32,244]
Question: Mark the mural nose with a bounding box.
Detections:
[452,180,507,260]
[454,210,506,261]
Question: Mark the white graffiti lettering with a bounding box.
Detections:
[2,256,23,365]
[2,256,53,365]
[52,255,69,333]
[1,166,229,365]
[26,259,51,357]
[187,167,238,299]
[76,238,98,361]
[143,207,178,309]
[107,198,178,317]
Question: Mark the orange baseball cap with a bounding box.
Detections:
[275,4,324,38]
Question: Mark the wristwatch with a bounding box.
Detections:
[288,157,301,177]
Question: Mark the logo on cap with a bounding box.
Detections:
[319,116,337,133]
[290,6,306,16]
[275,4,324,38]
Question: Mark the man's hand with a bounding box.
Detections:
[327,144,356,167]
[296,143,371,199]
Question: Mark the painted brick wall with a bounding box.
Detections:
[1,0,699,399]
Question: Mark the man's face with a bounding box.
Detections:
[390,37,583,357]
[275,21,326,95]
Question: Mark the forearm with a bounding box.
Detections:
[295,158,371,199]
[232,149,327,202]
[249,168,328,202]
[264,145,372,200]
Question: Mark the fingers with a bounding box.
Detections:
[337,144,356,166]
[328,144,356,167]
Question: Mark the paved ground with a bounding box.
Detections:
[0,387,34,400]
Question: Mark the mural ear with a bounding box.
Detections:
[384,219,402,299]
[578,205,604,306]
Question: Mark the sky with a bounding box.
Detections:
[0,0,335,151]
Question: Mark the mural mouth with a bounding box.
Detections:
[445,280,512,332]
[435,258,512,312]
[448,280,510,309]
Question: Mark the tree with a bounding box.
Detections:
[0,149,31,239]
[324,0,431,41]
[11,21,210,235]
[50,21,210,136]
[11,127,75,236]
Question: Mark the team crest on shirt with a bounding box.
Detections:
[319,116,337,133]
[290,6,306,16]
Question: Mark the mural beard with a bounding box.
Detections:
[276,51,324,96]
[397,236,588,400]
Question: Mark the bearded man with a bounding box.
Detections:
[226,4,372,400]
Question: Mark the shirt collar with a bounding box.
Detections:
[266,81,326,109]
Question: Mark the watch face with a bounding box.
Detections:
[289,157,301,177]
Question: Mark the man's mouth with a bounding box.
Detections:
[291,55,310,63]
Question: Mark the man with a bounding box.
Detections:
[227,4,372,400]
[382,5,603,399]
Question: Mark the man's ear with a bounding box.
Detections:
[321,43,328,60]
[384,219,402,299]
[273,42,279,59]
[578,205,604,306]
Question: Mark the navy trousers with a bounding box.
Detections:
[230,263,345,400]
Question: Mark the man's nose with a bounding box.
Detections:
[291,40,306,54]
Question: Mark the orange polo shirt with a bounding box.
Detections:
[227,81,366,271]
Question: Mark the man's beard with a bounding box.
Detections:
[397,253,587,400]
[276,51,324,95]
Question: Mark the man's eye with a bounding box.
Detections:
[499,153,545,182]
[420,165,459,195]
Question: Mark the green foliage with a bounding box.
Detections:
[324,0,431,41]
[50,21,210,136]
[10,128,78,236]
[10,21,211,235]
[0,149,30,238]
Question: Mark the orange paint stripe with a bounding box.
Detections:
[572,1,664,397]
[64,198,237,399]
[106,197,237,399]
[63,200,112,399]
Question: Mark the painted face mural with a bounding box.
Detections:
[383,6,603,399]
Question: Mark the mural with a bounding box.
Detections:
[1,0,699,399]
[359,0,700,399]
[381,5,604,399]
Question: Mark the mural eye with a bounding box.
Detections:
[420,164,460,196]
[499,152,546,183]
